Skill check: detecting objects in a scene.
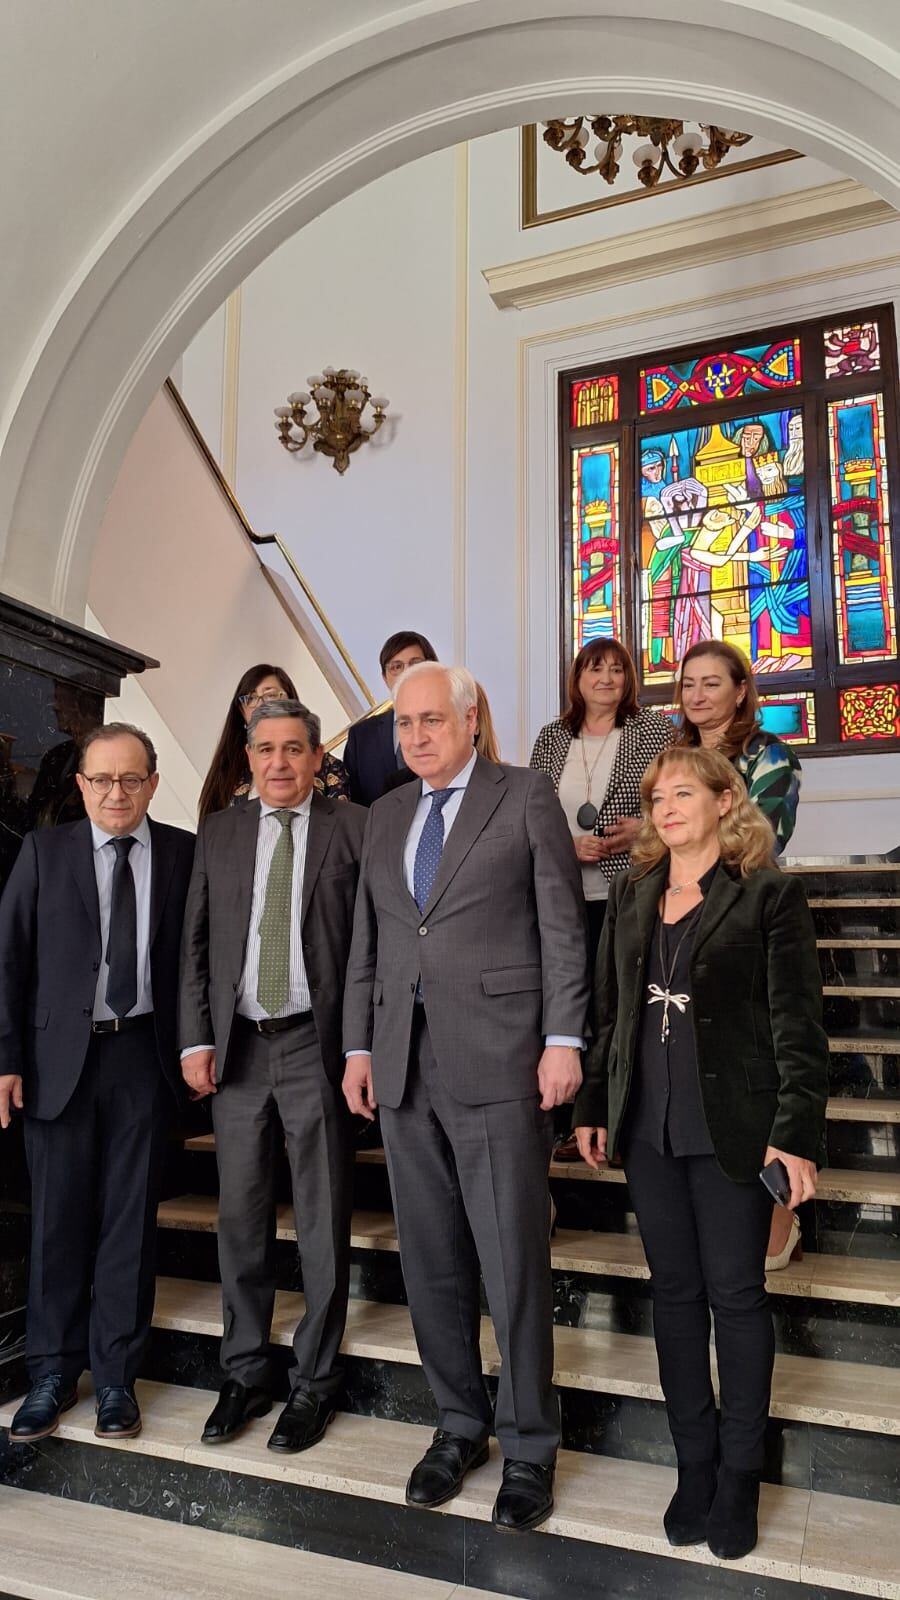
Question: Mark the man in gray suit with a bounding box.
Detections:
[180,699,366,1453]
[343,663,589,1531]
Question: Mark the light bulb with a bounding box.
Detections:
[287,391,310,406]
[673,131,703,158]
[274,405,292,418]
[633,143,656,167]
[576,126,590,148]
[306,374,322,387]
[371,395,390,411]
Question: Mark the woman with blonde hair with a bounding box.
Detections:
[574,746,827,1563]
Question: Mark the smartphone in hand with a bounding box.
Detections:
[759,1157,792,1207]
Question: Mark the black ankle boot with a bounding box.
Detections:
[706,1465,760,1560]
[664,1461,718,1546]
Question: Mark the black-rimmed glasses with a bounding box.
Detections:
[237,690,288,708]
[81,774,152,795]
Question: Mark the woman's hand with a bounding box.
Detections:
[573,834,607,864]
[764,1145,817,1209]
[602,815,641,854]
[574,1125,608,1169]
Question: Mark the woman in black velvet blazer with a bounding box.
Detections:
[574,745,827,1564]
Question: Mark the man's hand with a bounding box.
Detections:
[764,1145,817,1209]
[181,1049,217,1100]
[343,1054,378,1122]
[0,1074,23,1129]
[574,1125,608,1170]
[601,815,641,855]
[537,1046,582,1111]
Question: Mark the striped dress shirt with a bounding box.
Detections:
[237,797,313,1020]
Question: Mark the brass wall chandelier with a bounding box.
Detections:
[542,116,752,190]
[274,368,390,475]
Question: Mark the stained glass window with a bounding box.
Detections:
[757,693,816,745]
[571,375,619,427]
[828,394,897,663]
[824,322,880,380]
[640,338,801,414]
[572,443,621,649]
[839,683,900,741]
[639,407,811,681]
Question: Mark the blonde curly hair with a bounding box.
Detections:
[632,746,776,878]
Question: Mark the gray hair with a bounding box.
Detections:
[80,722,157,775]
[394,661,477,723]
[246,697,321,750]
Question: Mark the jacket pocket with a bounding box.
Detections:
[481,965,542,996]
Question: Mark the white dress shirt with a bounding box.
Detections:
[91,817,153,1020]
[237,797,313,1020]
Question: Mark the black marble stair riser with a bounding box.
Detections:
[813,905,900,937]
[823,991,900,1036]
[820,946,900,986]
[814,1200,899,1255]
[0,1435,865,1600]
[825,1118,900,1169]
[799,870,900,900]
[828,1049,899,1096]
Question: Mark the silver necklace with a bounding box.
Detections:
[647,901,702,1043]
[576,727,615,830]
[666,879,699,896]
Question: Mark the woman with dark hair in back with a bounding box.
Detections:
[198,664,349,822]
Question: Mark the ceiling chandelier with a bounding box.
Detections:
[541,116,753,190]
[274,368,390,475]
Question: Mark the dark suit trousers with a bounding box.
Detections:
[24,1026,165,1388]
[212,1018,352,1395]
[380,1010,558,1464]
[624,1138,775,1472]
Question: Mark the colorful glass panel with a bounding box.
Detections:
[571,375,619,427]
[640,338,801,414]
[827,394,897,663]
[573,443,621,649]
[638,407,812,681]
[824,322,881,380]
[839,683,900,741]
[756,692,816,745]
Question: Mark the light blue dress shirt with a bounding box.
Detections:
[90,816,153,1020]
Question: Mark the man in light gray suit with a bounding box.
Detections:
[180,699,366,1455]
[343,663,589,1531]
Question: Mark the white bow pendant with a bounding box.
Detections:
[647,983,690,1043]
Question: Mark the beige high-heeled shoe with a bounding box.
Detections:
[765,1210,801,1272]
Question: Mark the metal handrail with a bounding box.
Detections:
[324,697,392,753]
[164,378,376,708]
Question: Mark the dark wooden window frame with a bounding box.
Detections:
[559,303,900,756]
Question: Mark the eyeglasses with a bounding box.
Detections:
[82,774,152,795]
[237,689,288,708]
[384,658,424,677]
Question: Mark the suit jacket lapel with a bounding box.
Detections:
[692,864,742,957]
[423,757,505,916]
[67,818,101,938]
[632,858,668,958]
[301,792,336,927]
[148,817,176,946]
[234,800,262,957]
[385,778,423,917]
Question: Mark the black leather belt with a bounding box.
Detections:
[236,1010,313,1037]
[92,1013,154,1035]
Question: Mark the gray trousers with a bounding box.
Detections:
[212,1017,352,1395]
[380,1009,559,1465]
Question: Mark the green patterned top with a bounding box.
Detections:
[733,732,801,854]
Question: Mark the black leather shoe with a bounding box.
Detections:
[492,1458,555,1531]
[9,1374,78,1443]
[664,1461,717,1546]
[201,1379,272,1444]
[267,1389,335,1454]
[95,1386,141,1439]
[706,1465,761,1560]
[405,1429,490,1507]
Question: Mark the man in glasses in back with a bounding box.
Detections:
[0,723,194,1443]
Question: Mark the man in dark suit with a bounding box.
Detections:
[0,722,194,1443]
[343,663,589,1531]
[180,699,366,1454]
[343,630,437,805]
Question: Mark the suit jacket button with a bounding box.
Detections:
[83,1007,92,1016]
[418,926,428,936]
[92,960,100,972]
[635,957,642,970]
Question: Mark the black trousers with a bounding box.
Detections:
[212,1017,352,1396]
[624,1137,774,1473]
[380,1010,558,1464]
[24,1025,166,1388]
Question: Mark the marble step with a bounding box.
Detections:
[150,1275,900,1435]
[788,863,900,873]
[156,1196,900,1306]
[819,939,900,949]
[822,984,900,997]
[0,1484,499,1600]
[549,1161,900,1203]
[826,1098,900,1120]
[4,1380,900,1596]
[807,899,900,908]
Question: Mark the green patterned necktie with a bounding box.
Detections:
[256,809,295,1016]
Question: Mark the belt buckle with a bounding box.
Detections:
[111,1018,122,1033]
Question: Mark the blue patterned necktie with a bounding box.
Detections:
[413,788,455,912]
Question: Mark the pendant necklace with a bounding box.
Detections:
[576,727,614,831]
[647,900,702,1044]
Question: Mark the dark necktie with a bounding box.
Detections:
[413,789,455,913]
[105,835,138,1018]
[257,809,295,1016]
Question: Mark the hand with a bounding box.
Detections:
[181,1049,217,1099]
[601,816,641,854]
[573,834,606,864]
[343,1053,378,1122]
[0,1074,23,1129]
[764,1145,817,1209]
[574,1125,608,1169]
[537,1046,582,1111]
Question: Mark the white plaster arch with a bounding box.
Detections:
[3,0,900,620]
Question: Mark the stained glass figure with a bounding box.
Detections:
[639,407,812,681]
[572,375,619,427]
[640,339,801,414]
[573,443,621,648]
[828,394,898,662]
[824,322,881,380]
[839,683,900,741]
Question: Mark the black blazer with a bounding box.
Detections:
[0,817,195,1121]
[572,857,828,1182]
[344,708,400,807]
[179,791,367,1083]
